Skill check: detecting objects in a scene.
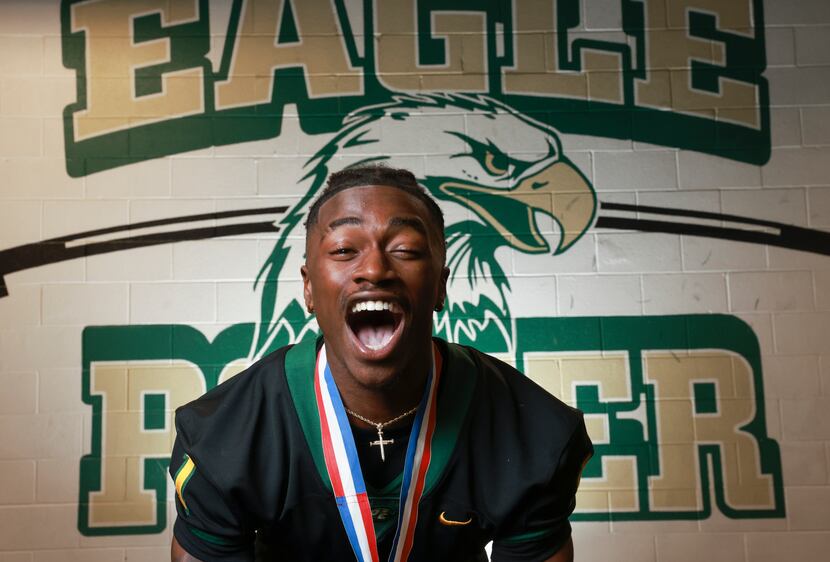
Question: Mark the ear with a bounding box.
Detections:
[301,264,314,313]
[435,266,450,311]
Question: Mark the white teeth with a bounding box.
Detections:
[350,300,398,314]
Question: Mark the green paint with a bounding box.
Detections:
[78,323,254,536]
[78,314,784,535]
[56,0,780,540]
[514,315,785,521]
[143,393,166,430]
[277,0,300,44]
[694,382,718,415]
[60,0,771,177]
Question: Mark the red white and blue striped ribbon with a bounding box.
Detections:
[313,343,442,562]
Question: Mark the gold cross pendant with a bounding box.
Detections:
[369,428,395,462]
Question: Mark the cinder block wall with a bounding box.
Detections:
[0,0,828,560]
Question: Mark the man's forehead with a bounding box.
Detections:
[306,183,445,258]
[315,184,433,224]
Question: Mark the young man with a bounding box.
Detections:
[170,166,592,561]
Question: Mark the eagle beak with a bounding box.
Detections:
[439,159,595,254]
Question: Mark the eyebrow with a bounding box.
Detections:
[326,215,427,235]
[388,216,427,235]
[327,216,362,230]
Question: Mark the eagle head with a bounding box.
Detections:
[253,93,596,357]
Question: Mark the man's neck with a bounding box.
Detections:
[325,341,433,427]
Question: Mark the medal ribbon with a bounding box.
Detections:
[313,343,441,562]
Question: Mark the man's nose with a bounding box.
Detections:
[354,246,394,284]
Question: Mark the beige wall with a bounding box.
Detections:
[0,0,829,560]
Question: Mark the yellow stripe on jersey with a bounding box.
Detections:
[174,455,196,514]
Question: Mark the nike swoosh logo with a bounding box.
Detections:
[439,511,472,526]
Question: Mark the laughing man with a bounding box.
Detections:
[170,165,593,561]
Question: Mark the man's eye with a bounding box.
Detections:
[392,247,422,258]
[331,247,354,256]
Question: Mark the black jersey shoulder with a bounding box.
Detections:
[442,341,587,486]
[173,345,300,496]
[451,342,584,441]
[175,346,290,442]
[414,341,590,556]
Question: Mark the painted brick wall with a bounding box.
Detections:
[0,0,828,560]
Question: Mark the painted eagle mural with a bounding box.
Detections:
[251,93,597,359]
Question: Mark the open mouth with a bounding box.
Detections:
[346,300,404,352]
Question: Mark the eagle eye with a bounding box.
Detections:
[447,130,530,180]
[484,150,509,176]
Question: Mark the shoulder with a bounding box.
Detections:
[435,342,592,545]
[177,346,289,426]
[439,340,589,491]
[173,344,298,467]
[170,338,326,529]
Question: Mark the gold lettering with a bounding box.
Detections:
[88,362,204,527]
[635,0,761,129]
[70,0,204,141]
[643,350,773,511]
[215,0,361,110]
[525,352,639,512]
[502,0,624,104]
[375,2,487,92]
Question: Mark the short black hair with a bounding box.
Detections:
[305,164,446,255]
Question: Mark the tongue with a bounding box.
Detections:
[356,324,395,350]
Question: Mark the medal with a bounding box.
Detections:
[314,343,441,562]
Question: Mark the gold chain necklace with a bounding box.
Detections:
[345,405,419,462]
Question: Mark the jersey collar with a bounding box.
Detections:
[284,336,477,498]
